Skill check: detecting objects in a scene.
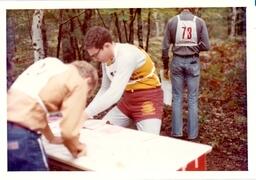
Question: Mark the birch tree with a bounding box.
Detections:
[153,11,160,37]
[229,7,237,38]
[32,9,45,61]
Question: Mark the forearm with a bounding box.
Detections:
[162,25,172,69]
[162,49,170,69]
[86,61,134,117]
[60,82,88,157]
[63,136,80,154]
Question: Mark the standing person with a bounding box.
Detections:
[83,26,163,135]
[7,57,98,171]
[161,8,210,140]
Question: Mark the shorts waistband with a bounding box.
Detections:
[125,86,160,93]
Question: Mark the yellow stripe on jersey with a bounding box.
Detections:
[125,50,160,91]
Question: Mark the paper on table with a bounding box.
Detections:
[83,119,108,130]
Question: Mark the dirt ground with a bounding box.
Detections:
[160,104,247,171]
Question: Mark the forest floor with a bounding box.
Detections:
[161,105,247,171]
[159,38,247,170]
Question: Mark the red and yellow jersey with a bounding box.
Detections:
[125,49,160,91]
[85,43,161,118]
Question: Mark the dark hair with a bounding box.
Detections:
[84,26,112,49]
[177,8,197,14]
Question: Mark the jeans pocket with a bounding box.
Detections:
[188,62,200,77]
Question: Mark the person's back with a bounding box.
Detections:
[162,9,210,65]
[8,58,87,132]
[162,8,210,140]
[7,57,98,170]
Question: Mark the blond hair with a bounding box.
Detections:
[71,61,98,97]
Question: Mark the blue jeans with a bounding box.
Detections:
[170,55,200,139]
[7,122,49,171]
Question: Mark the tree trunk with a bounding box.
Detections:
[236,7,246,36]
[122,10,128,42]
[69,13,80,60]
[42,15,48,57]
[81,10,93,61]
[114,12,122,43]
[56,10,63,58]
[61,10,76,63]
[97,9,108,29]
[26,11,32,41]
[7,11,16,89]
[32,9,45,61]
[129,8,136,44]
[137,8,143,48]
[153,11,160,37]
[229,7,237,38]
[81,9,93,35]
[145,10,151,52]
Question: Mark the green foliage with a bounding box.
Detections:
[201,8,230,39]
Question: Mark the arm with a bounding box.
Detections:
[59,80,88,158]
[198,19,210,51]
[162,19,173,70]
[85,54,137,117]
[85,64,110,118]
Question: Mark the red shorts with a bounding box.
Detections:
[117,87,163,122]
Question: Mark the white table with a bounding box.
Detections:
[43,120,212,171]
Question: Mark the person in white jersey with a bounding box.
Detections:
[84,26,163,134]
[7,58,98,170]
[162,8,210,140]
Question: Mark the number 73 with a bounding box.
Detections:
[182,26,192,39]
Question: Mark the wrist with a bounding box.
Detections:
[63,137,79,152]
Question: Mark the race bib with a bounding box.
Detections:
[175,15,198,46]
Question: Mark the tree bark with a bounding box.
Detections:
[61,10,76,63]
[236,7,246,36]
[57,10,63,58]
[137,8,143,48]
[97,9,108,29]
[42,15,48,57]
[81,10,93,61]
[26,11,32,41]
[81,9,93,35]
[129,8,137,44]
[114,12,122,43]
[32,9,45,61]
[153,11,160,37]
[145,10,151,52]
[7,11,16,89]
[229,7,237,38]
[122,10,128,42]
